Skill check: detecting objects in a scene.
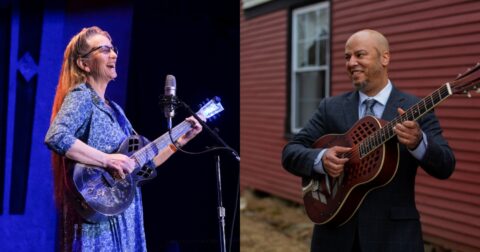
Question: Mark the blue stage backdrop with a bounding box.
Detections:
[0,0,239,251]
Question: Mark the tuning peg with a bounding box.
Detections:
[467,92,472,98]
[476,88,480,94]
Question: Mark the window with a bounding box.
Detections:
[291,2,330,133]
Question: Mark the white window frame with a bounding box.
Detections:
[291,2,330,133]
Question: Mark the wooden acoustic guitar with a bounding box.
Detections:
[68,97,224,223]
[302,63,480,227]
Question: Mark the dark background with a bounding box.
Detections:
[127,1,240,251]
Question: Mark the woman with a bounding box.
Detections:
[45,26,202,251]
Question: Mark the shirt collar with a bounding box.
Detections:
[358,80,392,106]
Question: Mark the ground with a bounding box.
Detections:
[240,189,312,252]
[240,189,454,252]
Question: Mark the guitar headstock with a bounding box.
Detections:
[450,63,480,96]
[196,96,224,121]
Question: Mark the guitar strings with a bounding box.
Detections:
[133,121,191,168]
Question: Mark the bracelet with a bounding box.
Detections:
[175,139,184,148]
[168,143,177,153]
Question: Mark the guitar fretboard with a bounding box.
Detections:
[132,120,192,168]
[359,83,452,157]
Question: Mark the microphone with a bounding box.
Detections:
[164,75,176,129]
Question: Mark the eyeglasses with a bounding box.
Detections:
[80,45,118,58]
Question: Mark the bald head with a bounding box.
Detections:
[346,29,389,56]
[344,29,390,96]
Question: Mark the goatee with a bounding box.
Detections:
[354,81,368,92]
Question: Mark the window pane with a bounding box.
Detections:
[297,42,306,67]
[318,39,327,65]
[295,71,326,128]
[291,2,329,133]
[297,14,305,40]
[318,8,328,30]
[307,39,316,66]
[306,11,316,41]
[296,8,329,69]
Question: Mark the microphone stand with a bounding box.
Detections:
[215,154,227,252]
[170,97,240,252]
[165,95,178,130]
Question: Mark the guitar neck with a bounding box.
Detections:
[132,120,193,168]
[360,83,452,157]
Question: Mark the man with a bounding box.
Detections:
[282,29,455,252]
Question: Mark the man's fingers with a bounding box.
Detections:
[330,163,343,172]
[323,146,352,177]
[327,166,343,178]
[324,157,345,177]
[329,172,340,178]
[402,121,417,128]
[394,126,407,137]
[334,157,349,164]
[394,123,405,131]
[326,167,341,178]
[325,153,348,165]
[333,146,352,153]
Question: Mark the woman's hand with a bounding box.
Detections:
[103,153,135,179]
[66,140,135,179]
[177,116,203,146]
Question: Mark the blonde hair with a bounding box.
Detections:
[49,26,111,208]
[50,26,111,122]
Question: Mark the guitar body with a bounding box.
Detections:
[67,135,156,223]
[302,116,400,226]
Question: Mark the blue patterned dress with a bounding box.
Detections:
[45,83,147,251]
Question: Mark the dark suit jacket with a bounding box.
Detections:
[282,86,455,252]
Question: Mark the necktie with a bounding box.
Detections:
[363,99,377,118]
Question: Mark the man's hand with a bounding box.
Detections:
[322,146,351,177]
[394,108,423,149]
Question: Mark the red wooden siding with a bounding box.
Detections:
[241,0,480,251]
[241,8,300,200]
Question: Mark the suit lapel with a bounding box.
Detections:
[343,91,360,128]
[382,85,405,121]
